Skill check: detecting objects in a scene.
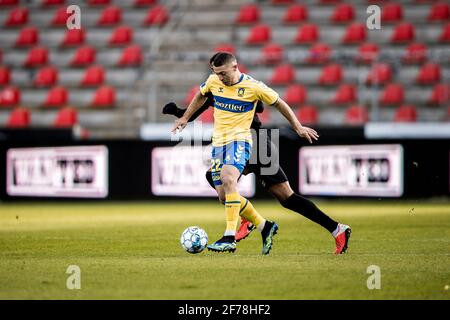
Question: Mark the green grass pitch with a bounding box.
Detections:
[0,200,449,300]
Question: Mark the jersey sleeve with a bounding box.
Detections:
[255,81,279,106]
[199,74,214,96]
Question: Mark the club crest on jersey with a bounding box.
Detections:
[218,87,224,93]
[237,88,245,97]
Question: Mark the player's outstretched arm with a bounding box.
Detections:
[163,102,186,118]
[273,98,319,144]
[171,91,207,133]
[163,95,213,122]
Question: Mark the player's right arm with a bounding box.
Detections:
[172,76,213,133]
[172,91,207,133]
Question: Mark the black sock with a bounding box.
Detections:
[261,220,274,236]
[280,194,338,233]
[221,235,235,242]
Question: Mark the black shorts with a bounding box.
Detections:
[243,136,288,189]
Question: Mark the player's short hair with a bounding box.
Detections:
[210,52,236,68]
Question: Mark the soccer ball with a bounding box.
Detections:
[180,226,208,254]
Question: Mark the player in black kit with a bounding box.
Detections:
[163,92,351,254]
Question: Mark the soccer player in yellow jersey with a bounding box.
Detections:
[172,52,319,254]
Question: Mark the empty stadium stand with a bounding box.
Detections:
[0,0,449,137]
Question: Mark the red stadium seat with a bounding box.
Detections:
[81,65,105,86]
[270,64,295,85]
[283,4,308,23]
[199,107,214,123]
[109,26,133,45]
[41,0,64,6]
[357,43,379,64]
[261,43,284,64]
[319,64,342,85]
[0,0,19,6]
[394,105,417,122]
[24,47,49,67]
[416,63,441,85]
[97,6,122,25]
[402,43,427,64]
[88,0,110,5]
[134,0,157,6]
[381,3,403,23]
[294,24,319,44]
[428,3,450,22]
[51,7,70,26]
[7,107,30,128]
[0,86,20,107]
[366,63,392,85]
[71,46,96,66]
[15,27,39,47]
[307,43,331,64]
[214,43,236,55]
[34,66,58,87]
[44,86,68,107]
[271,0,295,4]
[333,84,356,104]
[92,85,116,107]
[0,66,11,87]
[345,105,368,125]
[342,23,366,44]
[283,84,307,105]
[439,24,450,42]
[296,105,318,125]
[143,5,169,26]
[391,23,415,43]
[428,84,449,105]
[331,4,355,23]
[246,24,271,44]
[4,7,28,27]
[61,28,85,47]
[54,107,77,127]
[380,83,404,105]
[118,45,143,66]
[236,4,260,24]
[184,86,198,106]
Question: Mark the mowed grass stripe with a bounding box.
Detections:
[0,201,449,299]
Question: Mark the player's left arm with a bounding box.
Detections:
[272,98,319,144]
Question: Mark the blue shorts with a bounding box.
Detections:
[211,141,251,186]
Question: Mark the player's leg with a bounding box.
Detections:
[206,143,239,253]
[250,132,351,254]
[269,180,339,233]
[206,165,241,253]
[267,179,351,254]
[207,141,278,255]
[220,163,278,255]
[206,169,253,239]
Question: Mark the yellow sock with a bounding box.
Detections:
[239,196,265,229]
[224,192,241,236]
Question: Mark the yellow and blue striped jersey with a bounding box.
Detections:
[199,73,279,147]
